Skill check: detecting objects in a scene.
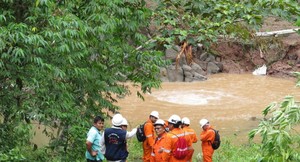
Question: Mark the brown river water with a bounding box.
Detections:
[116,73,300,144]
[32,73,300,152]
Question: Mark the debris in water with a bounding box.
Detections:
[252,64,267,75]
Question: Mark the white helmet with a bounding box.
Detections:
[150,111,159,118]
[121,117,128,126]
[199,119,209,128]
[182,117,190,125]
[112,114,123,126]
[154,119,165,126]
[168,114,181,124]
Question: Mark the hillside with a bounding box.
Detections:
[215,17,300,79]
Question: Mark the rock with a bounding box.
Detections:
[165,46,180,61]
[207,62,220,74]
[190,62,205,75]
[205,54,216,62]
[200,52,209,61]
[166,65,184,82]
[160,67,169,82]
[193,73,207,81]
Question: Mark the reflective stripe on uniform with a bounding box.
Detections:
[146,134,153,138]
[163,149,171,153]
[185,131,195,135]
[171,133,185,138]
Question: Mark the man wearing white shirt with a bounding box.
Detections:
[100,114,137,162]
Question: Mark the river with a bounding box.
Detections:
[32,73,300,148]
[116,73,300,145]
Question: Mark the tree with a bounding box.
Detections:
[249,95,300,161]
[248,72,300,161]
[0,0,166,160]
[0,0,300,161]
[151,0,300,64]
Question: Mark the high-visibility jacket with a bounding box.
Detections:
[164,128,192,162]
[143,119,156,162]
[200,126,215,162]
[183,127,198,143]
[150,132,169,162]
[182,126,198,162]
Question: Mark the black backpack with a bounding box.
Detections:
[136,122,146,142]
[211,129,221,150]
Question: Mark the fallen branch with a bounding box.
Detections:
[256,28,300,37]
[135,39,156,50]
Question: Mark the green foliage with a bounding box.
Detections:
[152,0,300,48]
[249,96,300,161]
[126,138,143,161]
[0,0,300,161]
[197,139,261,162]
[119,137,271,162]
[293,72,300,87]
[0,148,26,161]
[0,0,166,160]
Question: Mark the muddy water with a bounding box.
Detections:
[31,73,300,152]
[117,73,300,145]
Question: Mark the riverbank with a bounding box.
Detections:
[216,17,300,80]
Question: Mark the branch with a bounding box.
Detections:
[256,28,300,37]
[135,39,156,50]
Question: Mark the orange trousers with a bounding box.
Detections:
[202,149,213,162]
[143,142,152,162]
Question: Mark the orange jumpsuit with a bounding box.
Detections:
[150,132,169,162]
[200,126,215,162]
[183,126,198,162]
[143,119,156,162]
[164,128,192,162]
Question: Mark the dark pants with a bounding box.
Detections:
[87,159,102,162]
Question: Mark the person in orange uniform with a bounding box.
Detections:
[199,119,215,162]
[164,120,169,132]
[150,119,169,162]
[143,111,159,162]
[164,114,192,162]
[181,117,198,162]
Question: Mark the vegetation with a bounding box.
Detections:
[129,137,261,162]
[249,96,300,161]
[0,0,166,161]
[0,0,299,161]
[248,72,300,162]
[152,0,300,63]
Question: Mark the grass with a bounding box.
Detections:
[126,137,261,162]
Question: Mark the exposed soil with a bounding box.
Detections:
[214,17,300,79]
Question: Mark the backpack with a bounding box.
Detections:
[173,133,188,159]
[211,129,221,150]
[136,122,146,142]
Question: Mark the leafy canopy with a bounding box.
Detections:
[0,0,165,160]
[0,0,300,161]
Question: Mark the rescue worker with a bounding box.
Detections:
[150,119,169,162]
[181,117,198,162]
[121,117,137,162]
[121,117,137,138]
[164,114,192,162]
[142,111,159,162]
[100,114,132,162]
[164,120,169,132]
[199,119,215,162]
